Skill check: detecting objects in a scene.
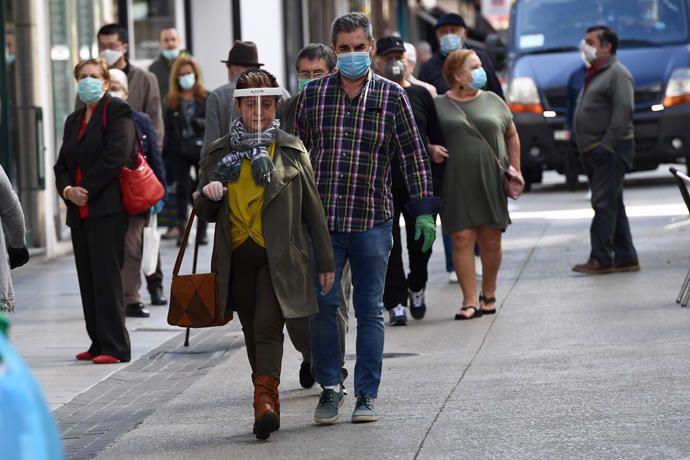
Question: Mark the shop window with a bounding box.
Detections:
[132,0,176,61]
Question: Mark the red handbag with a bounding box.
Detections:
[101,97,165,214]
[119,150,165,215]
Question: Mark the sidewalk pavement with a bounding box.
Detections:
[9,172,690,459]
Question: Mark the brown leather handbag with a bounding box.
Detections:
[168,209,231,345]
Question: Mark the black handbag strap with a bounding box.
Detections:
[447,96,506,174]
[172,208,201,276]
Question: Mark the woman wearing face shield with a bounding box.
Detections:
[54,58,137,364]
[195,69,335,440]
[434,49,521,321]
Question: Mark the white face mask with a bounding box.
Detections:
[579,40,598,64]
[109,90,125,99]
[100,49,124,66]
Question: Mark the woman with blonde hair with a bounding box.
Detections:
[163,55,208,244]
[434,49,521,320]
[54,58,136,363]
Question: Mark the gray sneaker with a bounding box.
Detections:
[314,387,344,425]
[351,394,378,423]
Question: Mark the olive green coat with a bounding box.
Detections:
[194,129,334,319]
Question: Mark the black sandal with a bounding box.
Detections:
[479,293,497,314]
[454,306,482,320]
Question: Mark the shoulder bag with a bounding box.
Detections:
[449,97,525,200]
[101,97,166,214]
[168,209,231,346]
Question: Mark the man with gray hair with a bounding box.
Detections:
[295,12,440,425]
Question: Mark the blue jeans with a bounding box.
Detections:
[442,233,454,272]
[310,220,393,399]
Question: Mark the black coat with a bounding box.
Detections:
[133,111,166,188]
[163,98,206,163]
[54,95,136,228]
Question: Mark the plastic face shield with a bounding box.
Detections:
[233,87,283,140]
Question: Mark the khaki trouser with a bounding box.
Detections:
[121,215,147,305]
[231,239,285,379]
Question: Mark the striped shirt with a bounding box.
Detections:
[294,71,437,233]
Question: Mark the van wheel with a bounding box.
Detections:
[524,165,542,191]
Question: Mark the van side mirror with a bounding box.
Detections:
[485,34,506,71]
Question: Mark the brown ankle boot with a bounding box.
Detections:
[253,375,279,440]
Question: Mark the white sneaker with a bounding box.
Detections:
[475,255,482,277]
[448,271,458,283]
[389,304,407,326]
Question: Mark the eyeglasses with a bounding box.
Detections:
[298,70,328,79]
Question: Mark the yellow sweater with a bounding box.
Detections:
[227,144,275,250]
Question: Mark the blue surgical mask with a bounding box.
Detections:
[298,78,315,92]
[470,67,487,89]
[178,73,196,90]
[5,54,15,65]
[77,77,105,104]
[337,51,371,79]
[161,48,181,60]
[439,34,462,55]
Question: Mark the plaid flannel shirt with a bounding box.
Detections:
[294,71,439,233]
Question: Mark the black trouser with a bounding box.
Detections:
[580,139,638,267]
[174,154,207,236]
[71,213,131,361]
[144,256,164,295]
[230,239,285,379]
[383,186,433,310]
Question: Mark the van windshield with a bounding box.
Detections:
[514,0,689,52]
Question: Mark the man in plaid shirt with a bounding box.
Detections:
[294,12,441,425]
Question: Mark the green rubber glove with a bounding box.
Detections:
[0,312,9,338]
[414,214,436,253]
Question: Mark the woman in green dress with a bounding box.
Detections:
[434,49,521,320]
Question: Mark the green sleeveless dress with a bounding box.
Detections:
[434,92,512,233]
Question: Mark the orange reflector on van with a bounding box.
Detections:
[508,103,544,114]
[663,95,690,107]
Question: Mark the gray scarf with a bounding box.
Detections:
[213,118,280,184]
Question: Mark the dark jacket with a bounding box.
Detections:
[574,56,635,154]
[393,83,445,196]
[148,50,190,103]
[419,48,504,98]
[133,111,166,188]
[54,95,136,228]
[163,98,207,163]
[277,94,298,134]
[194,129,334,319]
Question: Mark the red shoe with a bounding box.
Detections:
[75,351,95,361]
[92,354,121,364]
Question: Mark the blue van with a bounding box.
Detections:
[490,0,690,188]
